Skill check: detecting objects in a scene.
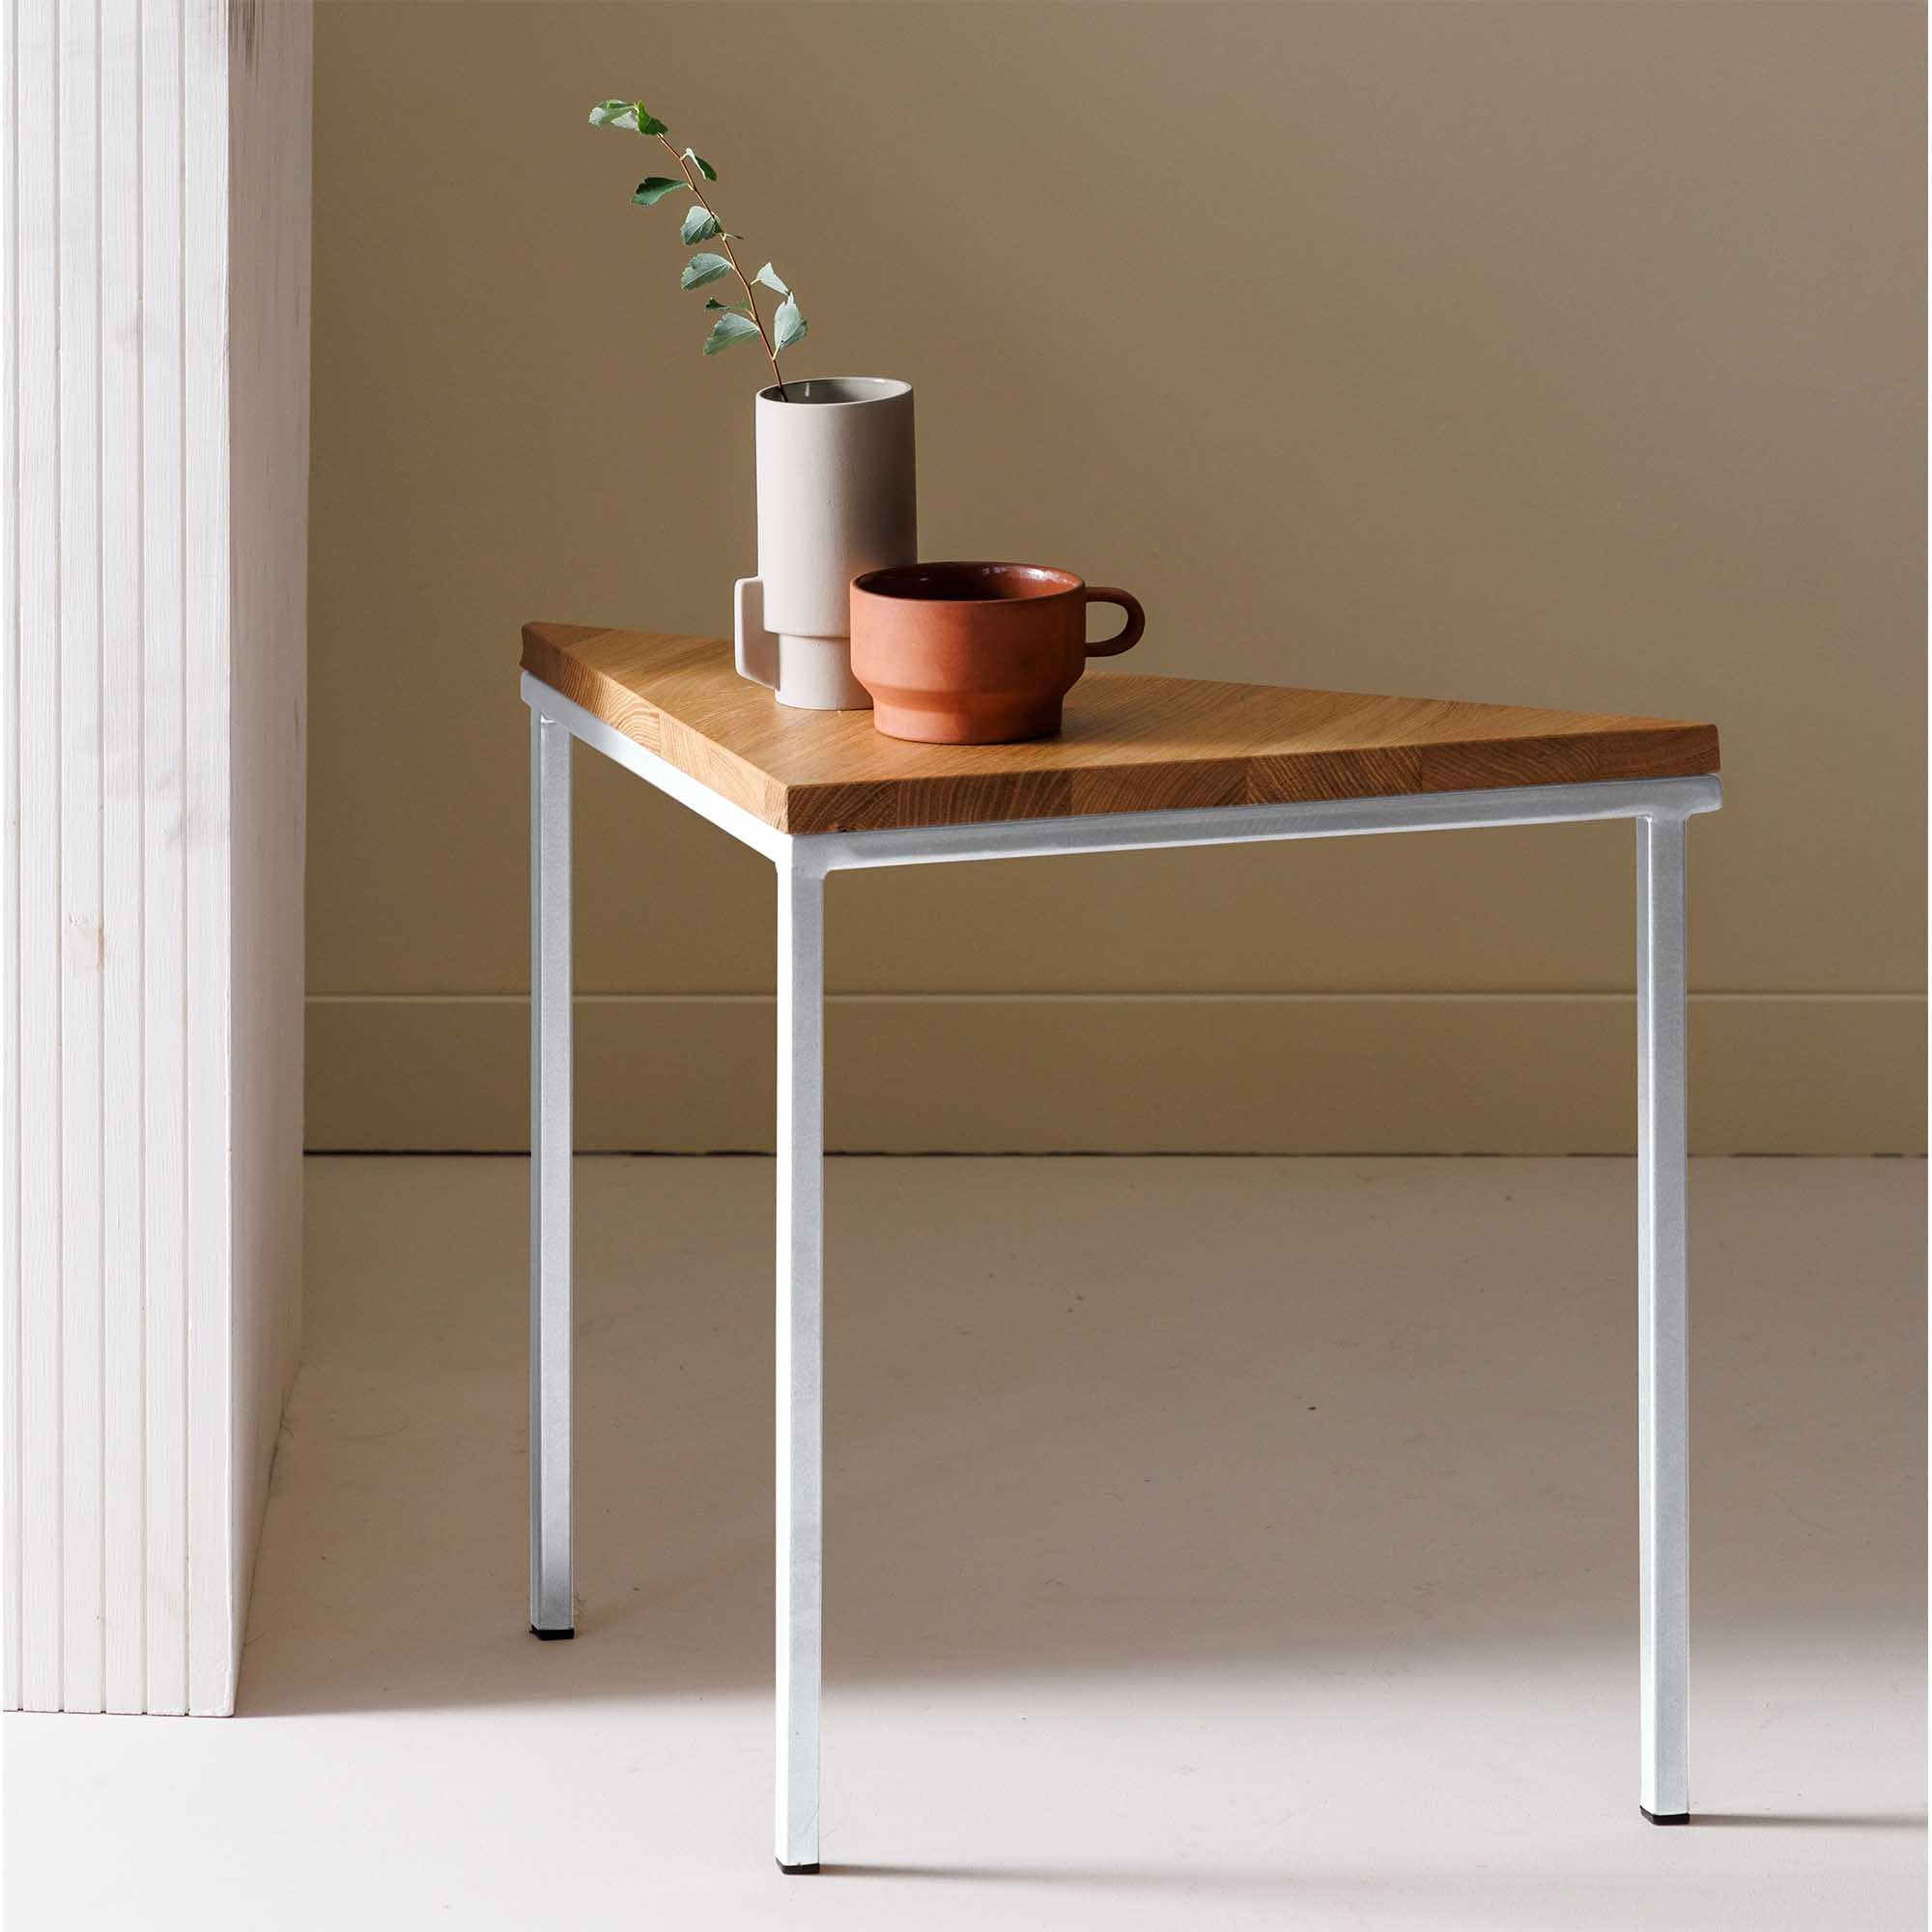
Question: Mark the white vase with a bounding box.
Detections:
[734,377,917,709]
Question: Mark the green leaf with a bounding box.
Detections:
[703,298,753,313]
[773,295,808,352]
[680,252,732,290]
[684,148,718,183]
[589,99,668,136]
[752,262,789,296]
[632,176,687,208]
[680,206,722,245]
[704,311,762,355]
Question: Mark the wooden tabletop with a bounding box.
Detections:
[522,623,1719,837]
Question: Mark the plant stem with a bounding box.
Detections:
[659,134,789,399]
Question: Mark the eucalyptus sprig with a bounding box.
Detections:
[589,97,808,399]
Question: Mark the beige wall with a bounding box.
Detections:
[307,0,1924,1151]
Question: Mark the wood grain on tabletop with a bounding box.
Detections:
[520,623,1720,836]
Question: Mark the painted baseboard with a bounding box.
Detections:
[304,993,1923,1155]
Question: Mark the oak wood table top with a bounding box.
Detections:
[521,622,1719,838]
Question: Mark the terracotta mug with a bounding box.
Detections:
[848,562,1146,744]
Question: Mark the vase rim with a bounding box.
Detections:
[756,376,910,408]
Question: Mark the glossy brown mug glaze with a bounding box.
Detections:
[848,562,1146,744]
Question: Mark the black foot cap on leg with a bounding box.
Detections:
[778,1861,820,1876]
[529,1625,576,1641]
[1641,1807,1690,1826]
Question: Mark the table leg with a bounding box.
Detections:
[776,856,825,1873]
[1636,813,1689,1820]
[529,709,574,1639]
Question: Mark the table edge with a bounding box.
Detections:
[521,624,1720,838]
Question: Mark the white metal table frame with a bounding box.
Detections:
[521,669,1722,1871]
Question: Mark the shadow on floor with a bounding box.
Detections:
[240,1157,1925,1724]
[1690,1813,1927,1832]
[818,1818,1932,1885]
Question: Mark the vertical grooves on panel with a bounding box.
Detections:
[2,0,22,1715]
[53,0,65,1705]
[11,0,34,1713]
[134,0,148,1716]
[17,0,65,1713]
[174,0,189,1710]
[57,0,106,1713]
[182,0,232,1714]
[93,0,107,1715]
[140,0,185,1716]
[50,0,67,1709]
[93,0,106,1716]
[56,0,97,1713]
[7,0,282,1717]
[93,0,103,1714]
[101,0,146,1714]
[177,0,190,1712]
[182,0,199,1712]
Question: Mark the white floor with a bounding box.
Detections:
[6,1156,1924,1930]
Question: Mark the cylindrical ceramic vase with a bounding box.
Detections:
[733,377,917,710]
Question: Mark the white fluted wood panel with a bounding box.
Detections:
[99,0,148,1720]
[181,0,235,1722]
[140,0,192,1719]
[3,0,310,1717]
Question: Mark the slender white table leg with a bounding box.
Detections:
[1636,813,1689,1820]
[530,708,575,1638]
[776,854,826,1873]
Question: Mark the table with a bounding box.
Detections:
[518,621,1722,1871]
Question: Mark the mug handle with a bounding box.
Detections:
[1084,586,1146,658]
[734,576,781,690]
